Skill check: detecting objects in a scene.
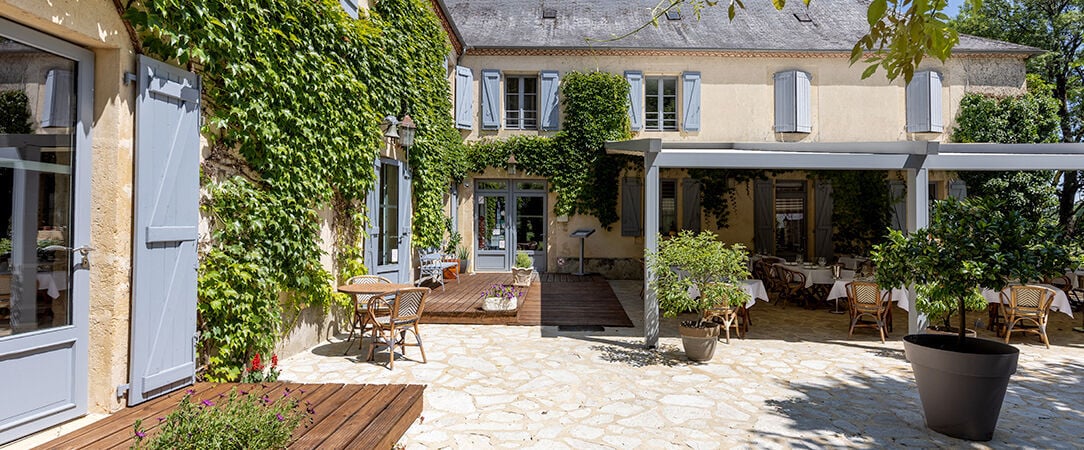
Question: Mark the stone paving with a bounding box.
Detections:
[278,281,1084,449]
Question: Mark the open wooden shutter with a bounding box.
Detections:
[339,0,359,18]
[907,70,943,133]
[814,180,833,259]
[540,70,560,130]
[795,71,812,133]
[480,69,500,130]
[754,180,774,253]
[681,72,701,132]
[621,177,643,236]
[129,55,200,405]
[41,69,74,127]
[681,178,701,232]
[774,71,796,132]
[625,71,643,131]
[948,179,967,200]
[888,180,906,232]
[454,66,473,129]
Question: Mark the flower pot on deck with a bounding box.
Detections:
[443,259,459,280]
[679,322,720,362]
[482,296,517,312]
[903,334,1019,441]
[511,267,533,287]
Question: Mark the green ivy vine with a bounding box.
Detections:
[126,0,463,381]
[807,171,895,255]
[687,169,775,228]
[466,71,636,227]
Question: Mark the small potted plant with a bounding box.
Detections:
[644,230,750,361]
[457,245,470,274]
[480,283,522,312]
[873,197,1078,441]
[511,250,534,286]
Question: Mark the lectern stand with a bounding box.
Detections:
[569,228,595,276]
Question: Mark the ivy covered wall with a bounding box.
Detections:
[126,0,464,380]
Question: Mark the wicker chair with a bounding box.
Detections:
[701,283,749,344]
[1000,285,1055,348]
[365,287,430,369]
[342,275,392,354]
[845,281,892,343]
[770,264,808,308]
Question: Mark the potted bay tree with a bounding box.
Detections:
[645,230,750,361]
[872,197,1077,441]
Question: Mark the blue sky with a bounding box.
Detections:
[946,0,967,17]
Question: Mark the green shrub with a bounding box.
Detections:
[132,388,309,450]
[644,231,751,323]
[514,251,532,269]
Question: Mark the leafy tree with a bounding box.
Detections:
[954,0,1084,232]
[952,75,1062,221]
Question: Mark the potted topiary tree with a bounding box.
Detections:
[873,197,1078,441]
[644,230,751,361]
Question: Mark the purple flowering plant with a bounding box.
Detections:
[479,283,521,301]
[130,387,311,449]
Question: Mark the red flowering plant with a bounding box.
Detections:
[240,352,281,383]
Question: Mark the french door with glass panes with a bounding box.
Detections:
[0,18,92,444]
[366,159,411,283]
[473,180,546,272]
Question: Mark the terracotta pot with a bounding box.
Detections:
[903,334,1019,441]
[443,259,459,280]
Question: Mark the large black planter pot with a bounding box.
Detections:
[903,334,1019,441]
[679,323,719,362]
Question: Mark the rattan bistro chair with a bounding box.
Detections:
[845,281,892,343]
[343,275,392,355]
[1000,285,1056,348]
[365,287,430,370]
[770,264,808,308]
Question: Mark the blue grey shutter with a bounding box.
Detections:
[540,70,560,130]
[41,69,74,128]
[774,71,796,132]
[365,161,380,271]
[774,70,811,133]
[625,71,643,131]
[907,71,943,133]
[929,71,943,132]
[814,180,833,259]
[130,55,200,405]
[795,71,812,133]
[681,179,701,232]
[340,0,359,18]
[454,66,473,129]
[681,72,701,131]
[621,177,643,236]
[888,180,906,232]
[754,180,774,253]
[948,179,967,200]
[481,69,500,130]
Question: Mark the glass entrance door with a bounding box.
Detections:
[513,182,546,272]
[0,20,91,444]
[474,184,510,271]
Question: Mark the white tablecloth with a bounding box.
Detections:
[981,284,1074,318]
[837,256,870,270]
[782,264,855,288]
[827,279,909,305]
[895,284,1073,318]
[1066,270,1084,289]
[688,279,769,309]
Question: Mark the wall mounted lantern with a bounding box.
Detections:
[506,153,518,175]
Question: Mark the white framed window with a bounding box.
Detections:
[505,75,538,129]
[645,76,678,131]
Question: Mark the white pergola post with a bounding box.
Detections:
[643,153,660,348]
[905,167,930,334]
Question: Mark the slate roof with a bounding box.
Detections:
[440,0,1042,55]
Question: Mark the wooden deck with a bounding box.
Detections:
[36,382,423,449]
[422,272,632,327]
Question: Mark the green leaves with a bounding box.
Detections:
[853,0,959,83]
[131,0,462,380]
[868,0,887,26]
[645,231,752,317]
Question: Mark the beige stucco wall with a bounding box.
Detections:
[1,0,137,416]
[452,53,1028,276]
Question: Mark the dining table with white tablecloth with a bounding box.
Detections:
[779,263,855,289]
[895,283,1074,318]
[687,279,769,309]
[1065,269,1084,289]
[837,256,870,270]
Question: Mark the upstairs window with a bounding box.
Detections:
[505,76,538,129]
[645,76,678,131]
